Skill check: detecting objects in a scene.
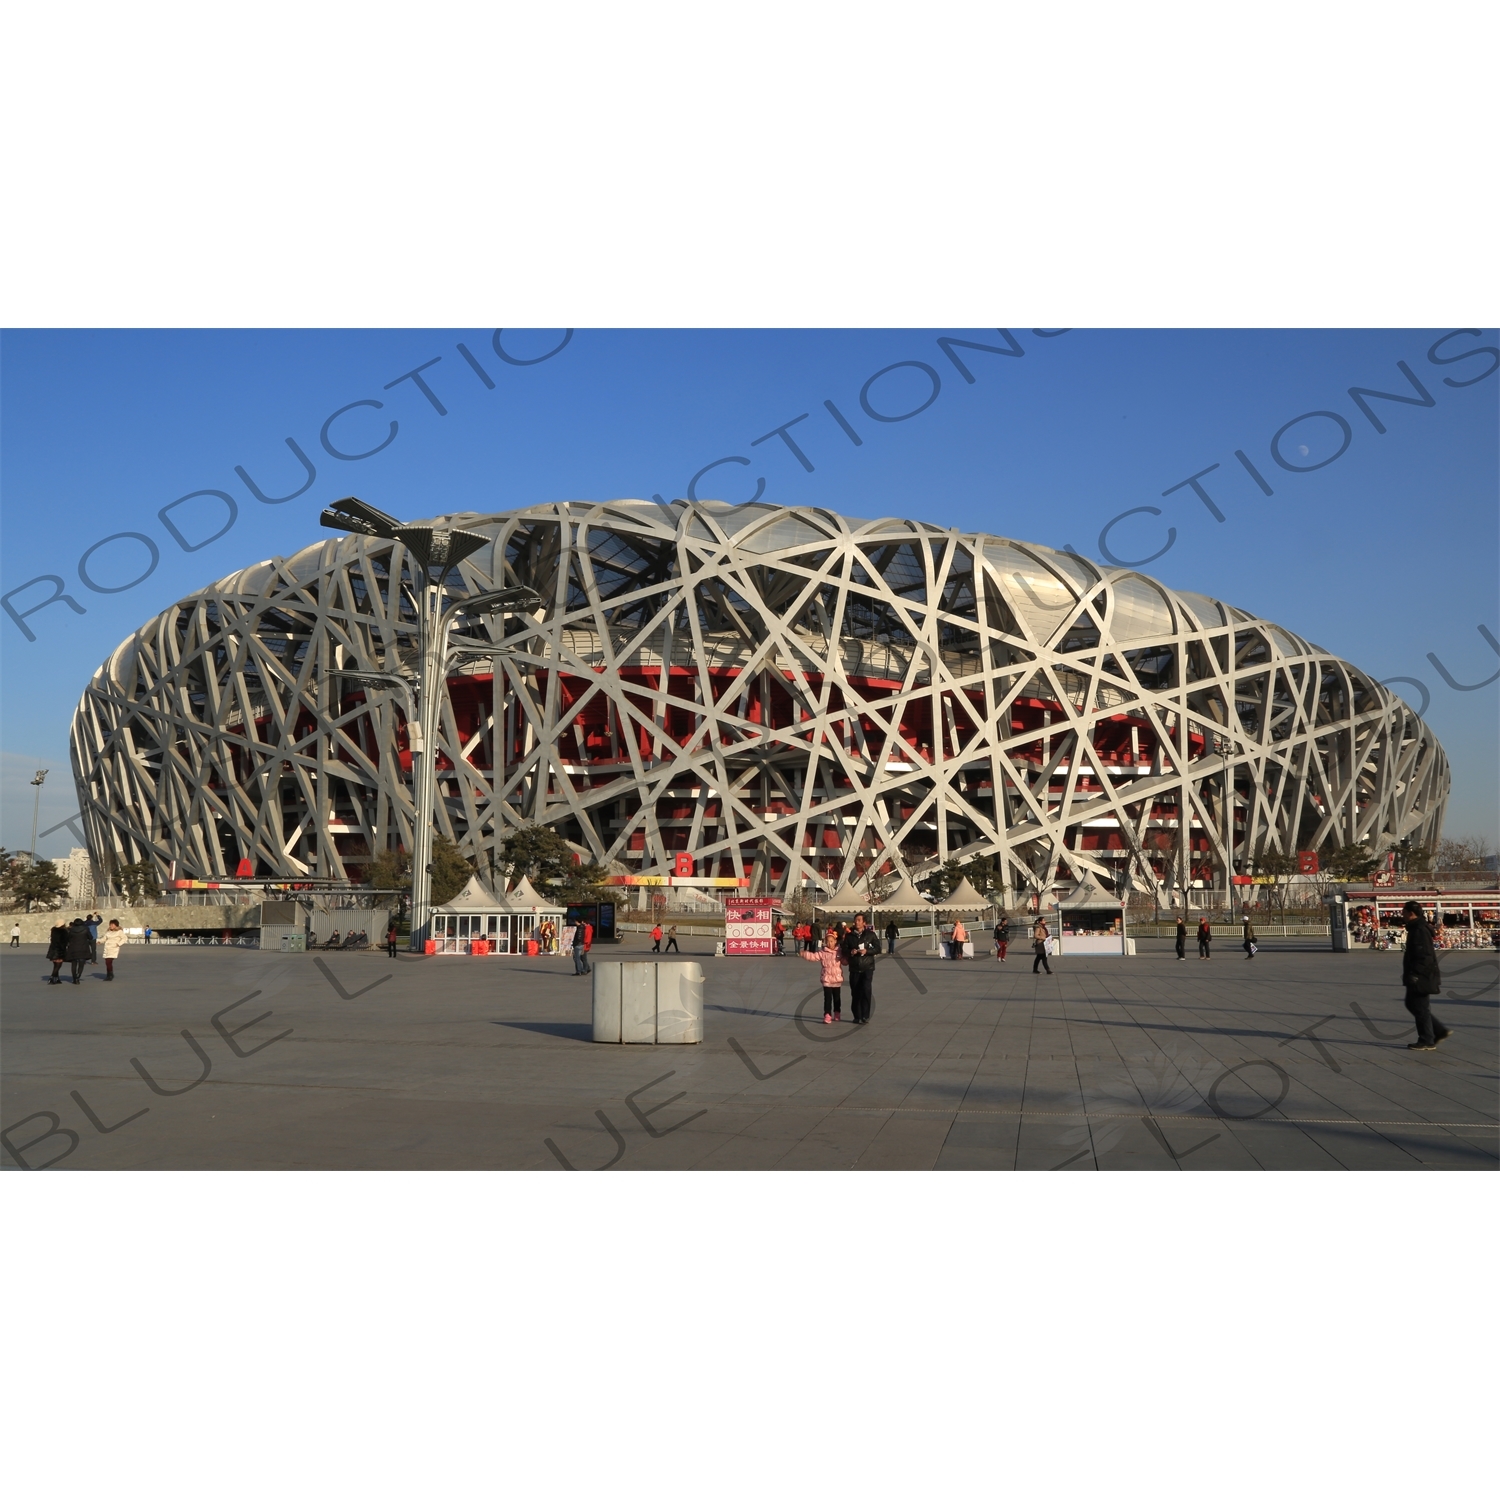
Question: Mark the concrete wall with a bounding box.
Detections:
[7,905,258,943]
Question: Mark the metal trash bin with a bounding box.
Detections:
[592,961,704,1043]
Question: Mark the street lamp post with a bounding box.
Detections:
[28,769,48,865]
[320,497,540,952]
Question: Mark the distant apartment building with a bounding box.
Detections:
[53,846,96,904]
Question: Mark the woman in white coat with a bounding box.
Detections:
[101,919,128,981]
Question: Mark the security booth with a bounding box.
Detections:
[1056,875,1134,955]
[430,875,571,955]
[429,876,513,955]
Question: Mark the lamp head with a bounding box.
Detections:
[394,526,489,572]
[320,497,402,538]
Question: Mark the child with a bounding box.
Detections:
[803,929,845,1023]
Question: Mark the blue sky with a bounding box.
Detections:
[2,327,1495,855]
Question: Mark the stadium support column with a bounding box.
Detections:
[1176,711,1191,911]
[409,574,444,954]
[316,636,331,879]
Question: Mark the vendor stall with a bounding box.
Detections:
[930,877,991,957]
[1057,874,1134,955]
[1352,888,1500,950]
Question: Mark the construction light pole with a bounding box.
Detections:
[320,497,540,952]
[28,769,48,864]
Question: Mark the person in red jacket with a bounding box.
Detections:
[651,923,663,952]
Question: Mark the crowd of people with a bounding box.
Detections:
[42,913,127,984]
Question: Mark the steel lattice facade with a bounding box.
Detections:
[71,498,1449,896]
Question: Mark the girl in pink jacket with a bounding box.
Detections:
[803,930,845,1023]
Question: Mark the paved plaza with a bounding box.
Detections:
[2,935,1496,1170]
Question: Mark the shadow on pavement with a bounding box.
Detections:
[491,1020,595,1042]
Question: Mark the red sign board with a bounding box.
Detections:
[236,858,254,878]
[1297,852,1319,875]
[674,852,695,878]
[1231,875,1254,885]
[724,897,776,956]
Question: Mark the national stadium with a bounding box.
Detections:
[70,498,1450,898]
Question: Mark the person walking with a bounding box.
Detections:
[994,913,1010,963]
[664,924,680,953]
[1242,916,1257,960]
[100,919,127,980]
[952,918,969,960]
[885,917,900,955]
[65,918,92,984]
[1400,899,1451,1051]
[9,922,20,947]
[773,919,785,956]
[803,928,845,1023]
[840,913,881,1025]
[1175,916,1187,961]
[1197,917,1212,960]
[807,920,821,954]
[651,923,663,953]
[1032,917,1052,975]
[47,921,69,983]
[386,922,399,958]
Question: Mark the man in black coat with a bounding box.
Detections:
[65,918,93,984]
[840,914,882,1025]
[1400,900,1451,1051]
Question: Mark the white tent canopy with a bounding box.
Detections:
[930,877,993,915]
[1057,873,1121,911]
[870,875,932,912]
[815,882,876,914]
[432,875,509,915]
[506,874,566,915]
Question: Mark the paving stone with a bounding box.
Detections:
[3,936,1494,1171]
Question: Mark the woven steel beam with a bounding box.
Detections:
[71,499,1449,898]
